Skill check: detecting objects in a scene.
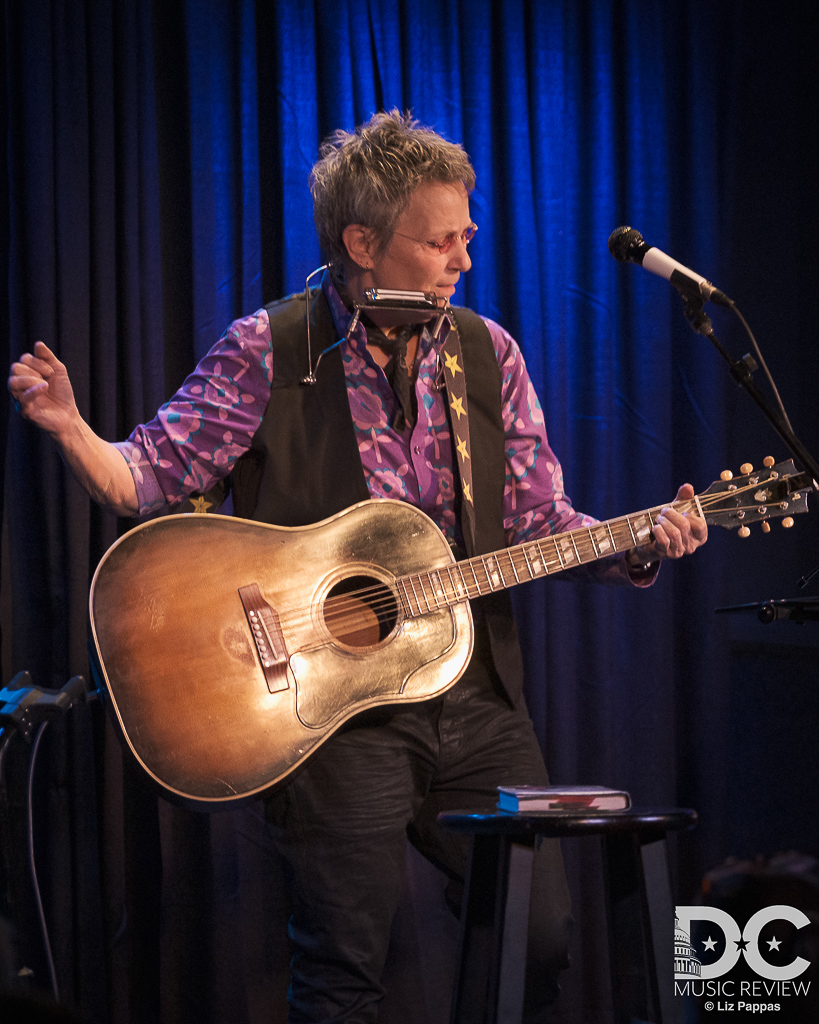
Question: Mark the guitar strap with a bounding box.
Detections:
[438,313,477,555]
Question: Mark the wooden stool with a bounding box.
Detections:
[437,807,697,1024]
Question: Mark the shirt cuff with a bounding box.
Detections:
[624,553,661,587]
[112,441,169,516]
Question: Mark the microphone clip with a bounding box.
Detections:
[681,295,714,337]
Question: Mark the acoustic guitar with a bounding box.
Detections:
[89,459,811,807]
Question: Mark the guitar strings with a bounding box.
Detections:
[291,486,791,632]
[270,480,794,639]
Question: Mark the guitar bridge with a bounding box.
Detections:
[238,584,290,693]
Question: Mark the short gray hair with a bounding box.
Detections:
[310,110,476,266]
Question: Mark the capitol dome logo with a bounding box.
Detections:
[675,916,702,980]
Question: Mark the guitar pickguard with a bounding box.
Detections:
[292,601,462,730]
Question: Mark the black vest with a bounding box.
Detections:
[230,289,526,704]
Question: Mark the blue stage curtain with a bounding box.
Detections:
[2,2,818,1022]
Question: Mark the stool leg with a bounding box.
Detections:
[603,831,682,1024]
[641,835,682,1024]
[497,840,534,1022]
[450,835,534,1024]
[603,831,658,1023]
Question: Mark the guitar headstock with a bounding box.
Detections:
[699,458,813,534]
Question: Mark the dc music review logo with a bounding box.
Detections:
[675,906,811,982]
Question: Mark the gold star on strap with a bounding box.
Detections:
[450,395,465,420]
[443,350,463,375]
[189,495,213,514]
[455,436,470,462]
[463,482,473,504]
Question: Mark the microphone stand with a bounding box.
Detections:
[0,672,90,1003]
[715,597,819,624]
[681,295,819,489]
[798,562,819,591]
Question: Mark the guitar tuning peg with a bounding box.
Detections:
[738,526,751,538]
[761,521,771,534]
[740,462,754,474]
[783,517,794,529]
[763,456,775,468]
[720,470,734,481]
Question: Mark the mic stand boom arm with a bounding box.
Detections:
[682,296,819,490]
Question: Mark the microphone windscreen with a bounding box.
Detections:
[607,226,646,264]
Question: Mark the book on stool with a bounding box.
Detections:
[496,784,631,813]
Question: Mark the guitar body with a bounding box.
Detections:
[90,501,473,806]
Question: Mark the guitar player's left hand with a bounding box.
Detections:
[627,483,708,568]
[626,483,708,573]
[655,483,708,558]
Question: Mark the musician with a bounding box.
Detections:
[8,111,707,1022]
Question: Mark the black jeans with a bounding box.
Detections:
[264,644,572,1023]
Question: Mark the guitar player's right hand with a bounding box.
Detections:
[9,340,139,515]
[8,341,81,438]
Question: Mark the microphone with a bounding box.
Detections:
[608,226,734,308]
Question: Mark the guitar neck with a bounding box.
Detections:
[396,498,696,617]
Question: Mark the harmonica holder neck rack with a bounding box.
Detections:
[300,266,448,385]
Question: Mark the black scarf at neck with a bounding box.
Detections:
[363,318,419,432]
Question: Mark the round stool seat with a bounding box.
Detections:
[438,805,697,839]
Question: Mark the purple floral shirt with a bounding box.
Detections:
[116,278,646,584]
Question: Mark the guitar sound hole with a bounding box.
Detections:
[323,575,398,648]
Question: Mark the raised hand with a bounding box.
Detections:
[8,341,138,515]
[8,341,80,437]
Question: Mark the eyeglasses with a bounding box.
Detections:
[392,223,478,254]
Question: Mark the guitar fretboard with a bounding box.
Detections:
[395,499,695,617]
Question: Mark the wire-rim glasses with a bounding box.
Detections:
[392,223,478,254]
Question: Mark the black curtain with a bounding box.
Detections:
[2,2,818,1022]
